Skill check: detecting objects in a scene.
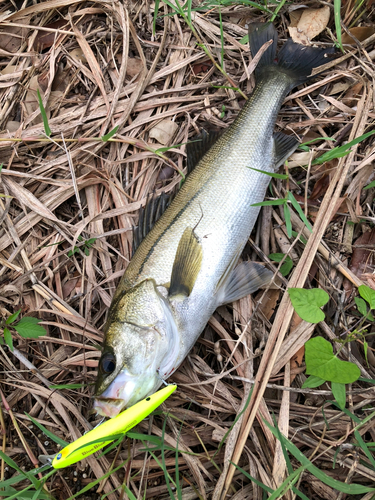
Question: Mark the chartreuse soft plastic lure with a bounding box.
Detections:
[39,385,176,469]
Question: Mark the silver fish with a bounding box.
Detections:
[94,23,334,417]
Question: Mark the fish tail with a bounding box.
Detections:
[248,23,336,87]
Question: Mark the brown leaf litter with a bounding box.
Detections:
[0,1,375,499]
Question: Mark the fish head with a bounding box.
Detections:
[94,279,179,417]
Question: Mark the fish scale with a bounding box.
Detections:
[94,23,335,418]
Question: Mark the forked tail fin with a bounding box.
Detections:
[248,23,336,86]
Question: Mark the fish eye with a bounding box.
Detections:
[100,353,116,374]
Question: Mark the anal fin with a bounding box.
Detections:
[273,132,299,168]
[169,228,203,301]
[216,261,273,306]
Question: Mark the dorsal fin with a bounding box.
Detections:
[133,129,222,253]
[186,129,222,174]
[132,192,172,255]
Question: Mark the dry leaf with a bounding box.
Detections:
[343,228,375,296]
[34,19,70,50]
[288,6,330,46]
[288,151,314,168]
[342,26,375,44]
[289,9,304,28]
[5,121,20,133]
[149,119,178,145]
[126,58,142,78]
[0,17,30,53]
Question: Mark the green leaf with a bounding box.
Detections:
[0,451,40,489]
[248,167,289,179]
[4,327,13,351]
[287,191,312,232]
[305,337,361,384]
[14,317,46,339]
[101,125,119,142]
[354,429,375,470]
[264,421,375,494]
[251,199,286,207]
[36,89,51,137]
[268,253,293,276]
[313,129,375,165]
[354,297,374,320]
[358,285,375,309]
[288,288,329,323]
[25,413,68,447]
[364,179,375,190]
[334,0,344,52]
[0,163,3,173]
[5,309,21,325]
[284,203,292,237]
[302,375,325,389]
[331,381,346,410]
[291,231,307,245]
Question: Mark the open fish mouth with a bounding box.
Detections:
[93,397,126,418]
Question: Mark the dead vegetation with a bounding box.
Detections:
[0,0,375,499]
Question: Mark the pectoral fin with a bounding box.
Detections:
[169,228,203,301]
[216,261,273,306]
[273,132,299,168]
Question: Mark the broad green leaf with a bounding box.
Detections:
[268,253,293,276]
[265,421,375,494]
[288,288,329,323]
[101,125,119,142]
[331,381,346,410]
[248,167,289,179]
[358,285,375,309]
[251,199,286,207]
[305,337,360,384]
[5,309,21,325]
[354,297,374,320]
[36,89,51,137]
[302,375,325,389]
[14,317,46,339]
[4,327,13,351]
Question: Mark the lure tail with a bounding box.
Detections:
[248,23,336,87]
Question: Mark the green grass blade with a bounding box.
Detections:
[287,191,312,232]
[248,167,288,179]
[101,125,119,142]
[354,429,375,470]
[25,413,68,447]
[334,0,344,52]
[37,89,51,137]
[230,462,273,494]
[284,203,292,237]
[265,422,375,494]
[251,199,286,207]
[0,451,40,489]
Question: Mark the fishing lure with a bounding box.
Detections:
[39,384,176,469]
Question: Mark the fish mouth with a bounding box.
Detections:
[93,369,161,418]
[93,397,125,418]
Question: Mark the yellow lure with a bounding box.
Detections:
[51,385,176,469]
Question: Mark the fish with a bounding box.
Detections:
[94,23,334,417]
